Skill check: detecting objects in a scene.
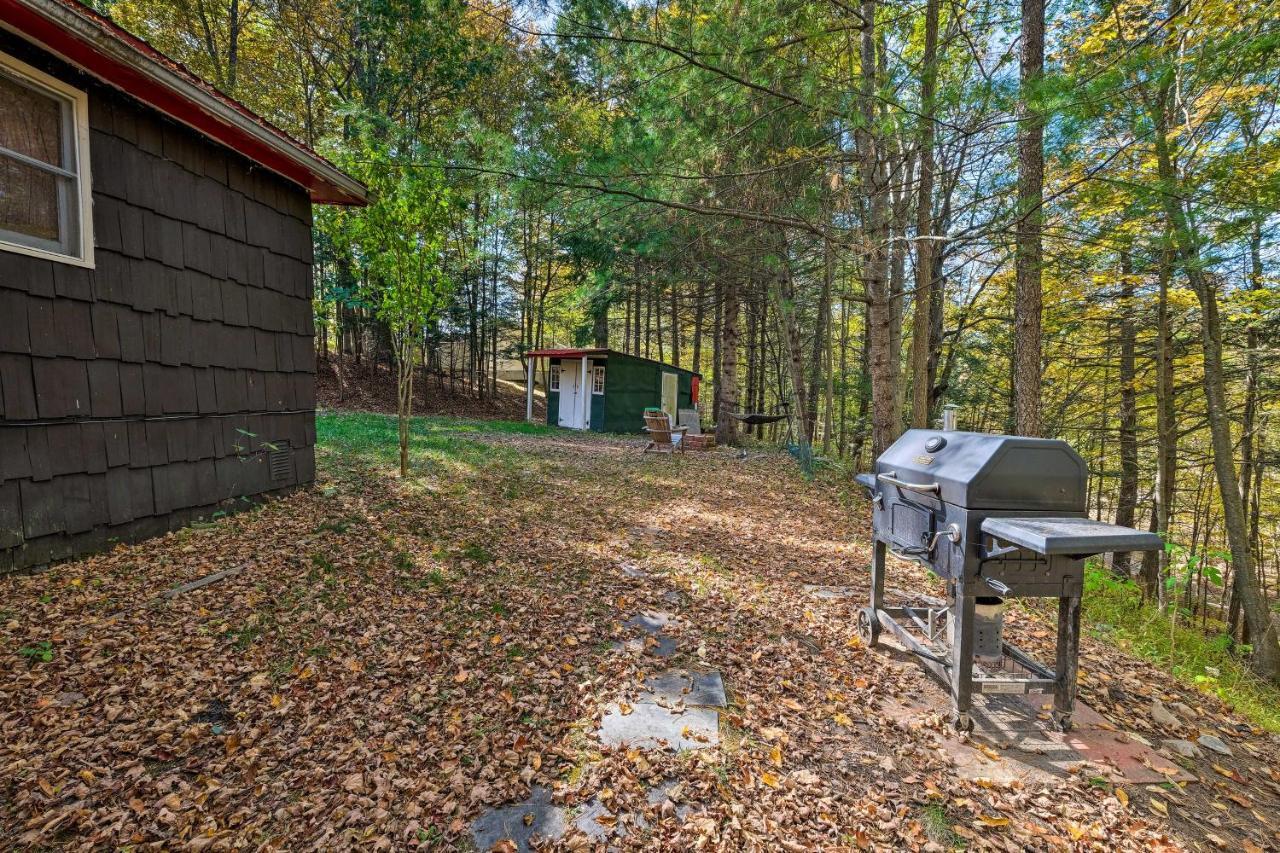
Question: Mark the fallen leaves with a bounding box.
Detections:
[3,420,1280,852]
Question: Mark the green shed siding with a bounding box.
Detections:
[589,385,606,432]
[544,359,560,427]
[601,353,697,433]
[537,351,698,434]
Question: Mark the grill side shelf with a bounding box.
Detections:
[980,517,1164,556]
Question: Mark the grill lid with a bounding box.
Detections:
[874,429,1086,510]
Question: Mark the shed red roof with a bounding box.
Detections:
[525,348,701,377]
[1,0,367,205]
[525,348,609,358]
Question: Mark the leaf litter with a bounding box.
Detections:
[2,423,1279,850]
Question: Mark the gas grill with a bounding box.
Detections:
[855,415,1161,732]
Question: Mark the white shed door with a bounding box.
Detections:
[558,360,583,428]
[660,371,678,425]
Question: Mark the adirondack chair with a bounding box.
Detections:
[678,408,716,450]
[643,411,686,454]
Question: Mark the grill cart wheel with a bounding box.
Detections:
[1052,711,1073,733]
[856,607,880,648]
[951,711,973,733]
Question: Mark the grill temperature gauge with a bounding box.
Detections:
[924,436,947,453]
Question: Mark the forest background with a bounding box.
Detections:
[93,0,1280,683]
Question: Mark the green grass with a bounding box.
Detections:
[1081,566,1280,731]
[918,803,963,848]
[315,411,555,479]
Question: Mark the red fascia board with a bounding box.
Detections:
[0,0,365,205]
[526,349,608,358]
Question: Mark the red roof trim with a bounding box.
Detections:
[526,348,701,377]
[0,0,366,205]
[526,348,609,358]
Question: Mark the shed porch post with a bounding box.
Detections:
[580,356,590,428]
[525,356,536,423]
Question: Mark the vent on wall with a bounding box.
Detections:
[268,441,294,483]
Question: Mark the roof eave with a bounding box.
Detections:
[2,0,367,206]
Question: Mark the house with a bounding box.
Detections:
[524,348,700,433]
[0,0,366,573]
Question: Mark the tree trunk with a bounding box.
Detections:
[716,275,740,445]
[1112,250,1139,579]
[770,229,812,453]
[806,235,833,442]
[859,0,898,456]
[692,279,706,376]
[670,285,681,367]
[1148,90,1280,682]
[1141,241,1175,602]
[910,0,939,428]
[1013,0,1045,436]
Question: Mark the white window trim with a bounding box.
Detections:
[548,364,560,391]
[592,365,605,395]
[0,51,95,268]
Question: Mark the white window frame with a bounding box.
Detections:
[548,364,560,391]
[0,52,95,268]
[592,365,605,395]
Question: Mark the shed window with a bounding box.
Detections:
[0,53,93,266]
[592,365,605,394]
[548,364,560,391]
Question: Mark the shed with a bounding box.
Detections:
[0,0,366,573]
[524,349,700,433]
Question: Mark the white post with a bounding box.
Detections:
[580,357,591,428]
[525,357,535,423]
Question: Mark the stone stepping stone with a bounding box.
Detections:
[628,525,665,542]
[660,589,686,607]
[628,611,673,631]
[618,561,648,578]
[471,786,566,853]
[624,611,678,658]
[599,701,720,751]
[642,778,693,822]
[1197,733,1233,756]
[1162,738,1203,759]
[574,798,617,842]
[641,669,727,708]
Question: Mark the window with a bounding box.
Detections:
[592,365,605,394]
[0,53,93,266]
[548,364,560,391]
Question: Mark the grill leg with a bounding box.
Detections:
[870,540,885,612]
[950,591,975,732]
[859,540,885,647]
[1053,595,1081,732]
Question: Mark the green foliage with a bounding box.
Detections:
[1082,566,1280,731]
[18,640,54,664]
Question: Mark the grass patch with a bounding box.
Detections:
[919,803,963,848]
[1081,567,1280,731]
[316,410,556,481]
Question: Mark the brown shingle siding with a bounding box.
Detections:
[0,31,318,574]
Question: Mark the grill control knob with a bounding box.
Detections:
[925,435,947,453]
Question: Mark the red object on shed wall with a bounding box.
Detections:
[691,376,700,405]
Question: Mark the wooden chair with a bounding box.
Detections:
[678,408,716,450]
[643,411,686,454]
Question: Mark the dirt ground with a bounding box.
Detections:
[315,355,543,422]
[2,421,1278,850]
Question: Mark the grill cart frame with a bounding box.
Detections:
[855,425,1162,733]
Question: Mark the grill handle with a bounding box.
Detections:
[878,471,941,495]
[984,577,1012,596]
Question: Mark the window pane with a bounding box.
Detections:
[0,71,64,167]
[0,153,60,244]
